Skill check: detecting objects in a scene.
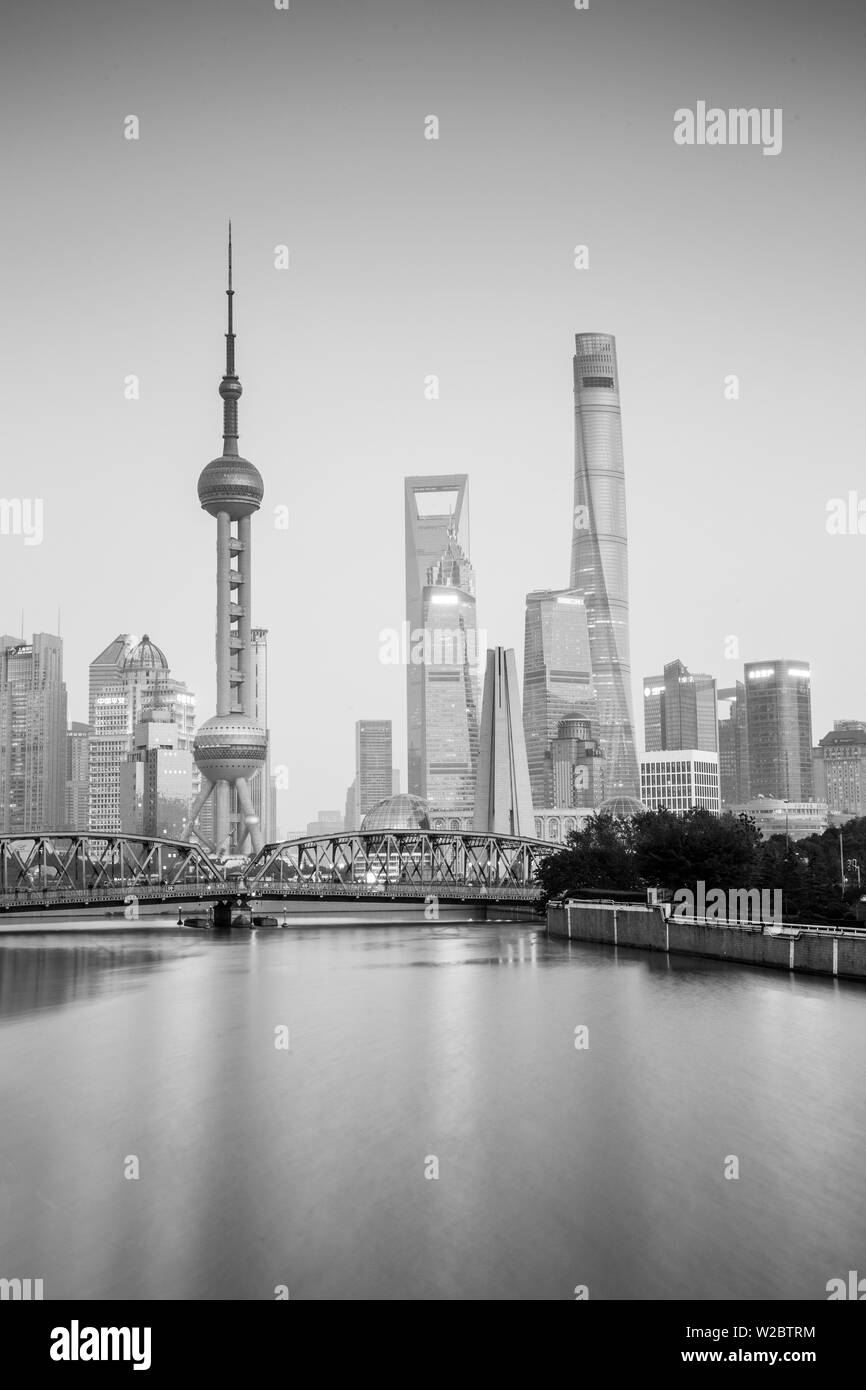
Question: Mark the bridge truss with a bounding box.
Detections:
[0,830,555,911]
[244,830,552,902]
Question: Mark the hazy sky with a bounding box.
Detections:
[4,0,865,831]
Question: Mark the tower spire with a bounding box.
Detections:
[220,220,241,455]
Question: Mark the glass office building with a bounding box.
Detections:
[522,589,596,809]
[570,333,639,797]
[405,476,480,827]
[744,660,813,801]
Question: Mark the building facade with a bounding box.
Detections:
[550,716,605,809]
[569,333,639,798]
[644,659,717,753]
[816,721,866,818]
[65,721,90,831]
[729,798,828,841]
[718,683,750,806]
[0,633,67,833]
[744,660,813,801]
[522,588,595,809]
[405,475,480,828]
[355,720,393,821]
[120,710,196,840]
[88,634,196,834]
[473,648,534,836]
[640,750,721,815]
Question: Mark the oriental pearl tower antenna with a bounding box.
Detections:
[188,226,267,855]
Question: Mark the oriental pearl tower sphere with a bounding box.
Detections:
[190,227,267,855]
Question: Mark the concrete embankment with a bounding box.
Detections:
[547,901,866,982]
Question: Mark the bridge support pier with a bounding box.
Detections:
[213,898,233,930]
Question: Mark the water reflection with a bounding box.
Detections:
[0,923,864,1300]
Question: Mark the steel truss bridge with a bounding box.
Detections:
[0,830,554,913]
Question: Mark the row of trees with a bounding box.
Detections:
[536,808,866,924]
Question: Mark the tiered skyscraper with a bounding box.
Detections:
[190,231,268,854]
[405,475,480,828]
[570,334,639,798]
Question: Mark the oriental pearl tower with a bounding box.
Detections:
[189,228,267,855]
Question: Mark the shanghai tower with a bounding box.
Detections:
[189,229,268,854]
[569,333,639,798]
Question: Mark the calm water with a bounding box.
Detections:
[1,919,864,1301]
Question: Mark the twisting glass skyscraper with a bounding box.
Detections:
[569,334,639,797]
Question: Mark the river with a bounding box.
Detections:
[1,918,863,1300]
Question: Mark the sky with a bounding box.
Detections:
[3,0,865,833]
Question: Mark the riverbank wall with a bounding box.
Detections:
[547,900,866,982]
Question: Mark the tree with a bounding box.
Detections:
[536,813,640,906]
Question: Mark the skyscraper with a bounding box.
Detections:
[744,660,813,801]
[120,709,195,840]
[191,230,268,854]
[473,648,534,837]
[0,633,67,833]
[550,717,604,809]
[355,720,393,820]
[570,333,639,797]
[65,721,90,831]
[643,659,718,753]
[643,675,665,753]
[405,475,480,828]
[718,683,749,806]
[88,634,195,833]
[522,588,595,809]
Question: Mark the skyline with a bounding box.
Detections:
[3,0,864,828]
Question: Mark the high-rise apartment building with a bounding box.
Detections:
[0,633,67,832]
[88,634,196,833]
[355,720,393,821]
[522,588,595,810]
[744,660,813,801]
[65,721,90,831]
[570,333,639,798]
[643,659,717,753]
[405,475,480,828]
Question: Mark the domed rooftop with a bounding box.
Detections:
[198,454,264,520]
[122,634,169,672]
[598,795,645,820]
[361,794,431,832]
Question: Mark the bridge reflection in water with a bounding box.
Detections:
[0,830,555,911]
